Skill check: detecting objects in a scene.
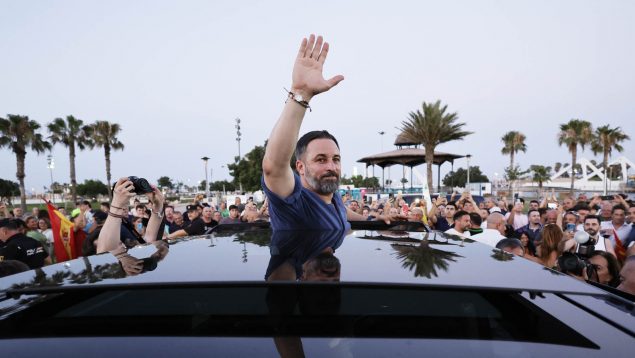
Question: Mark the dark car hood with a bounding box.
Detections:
[0,229,603,296]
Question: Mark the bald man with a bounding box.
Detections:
[471,212,507,248]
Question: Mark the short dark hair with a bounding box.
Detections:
[453,210,469,222]
[612,204,627,214]
[81,200,91,206]
[527,209,540,217]
[135,204,146,210]
[0,218,20,230]
[446,201,457,210]
[469,212,482,226]
[584,214,601,225]
[572,203,590,212]
[294,130,340,161]
[495,238,523,252]
[229,205,239,211]
[100,202,110,209]
[530,200,539,205]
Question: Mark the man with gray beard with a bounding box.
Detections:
[262,34,403,230]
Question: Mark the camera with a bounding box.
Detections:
[574,230,597,258]
[558,252,597,281]
[128,176,153,195]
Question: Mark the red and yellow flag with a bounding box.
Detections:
[45,200,78,262]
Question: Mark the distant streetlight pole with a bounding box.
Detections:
[235,118,243,192]
[201,156,210,201]
[466,154,472,190]
[235,118,242,160]
[46,154,55,203]
[378,131,385,152]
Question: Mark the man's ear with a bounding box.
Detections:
[295,160,304,175]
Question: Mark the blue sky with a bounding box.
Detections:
[1,0,634,193]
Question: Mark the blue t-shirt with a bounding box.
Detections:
[262,174,351,231]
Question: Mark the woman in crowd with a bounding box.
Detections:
[536,224,563,268]
[518,231,537,258]
[38,218,54,260]
[589,251,622,287]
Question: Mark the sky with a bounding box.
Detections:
[1,0,634,194]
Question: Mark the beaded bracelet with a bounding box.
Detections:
[108,211,127,219]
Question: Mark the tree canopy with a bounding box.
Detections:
[442,166,489,188]
[0,178,20,204]
[227,143,266,192]
[157,176,174,190]
[76,179,109,198]
[340,175,380,189]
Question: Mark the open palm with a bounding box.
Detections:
[291,34,344,98]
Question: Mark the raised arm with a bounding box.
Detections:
[262,34,344,199]
[143,185,165,243]
[97,178,135,253]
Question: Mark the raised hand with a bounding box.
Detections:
[291,34,344,100]
[112,177,136,208]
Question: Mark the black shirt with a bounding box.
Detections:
[183,218,217,236]
[0,233,49,269]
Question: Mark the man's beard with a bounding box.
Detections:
[305,168,340,195]
[585,228,598,237]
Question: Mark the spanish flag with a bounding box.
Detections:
[45,200,78,262]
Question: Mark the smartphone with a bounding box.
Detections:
[600,195,613,201]
[415,198,420,204]
[565,223,576,232]
[547,202,558,209]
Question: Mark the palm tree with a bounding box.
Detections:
[558,119,593,194]
[529,165,552,193]
[398,100,472,192]
[501,131,527,175]
[85,121,124,197]
[501,131,527,198]
[591,125,630,192]
[0,115,52,211]
[47,115,93,203]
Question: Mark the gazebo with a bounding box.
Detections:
[357,133,465,192]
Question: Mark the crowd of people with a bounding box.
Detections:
[0,186,273,275]
[1,183,635,298]
[341,190,635,296]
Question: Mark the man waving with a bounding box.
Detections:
[262,34,402,230]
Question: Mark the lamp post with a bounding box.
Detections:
[378,131,385,152]
[46,154,55,203]
[235,118,242,159]
[201,156,210,201]
[466,154,472,191]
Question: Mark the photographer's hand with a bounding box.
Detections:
[97,178,136,254]
[112,177,136,209]
[144,185,165,244]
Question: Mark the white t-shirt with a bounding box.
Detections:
[444,228,471,238]
[504,212,528,230]
[471,229,506,248]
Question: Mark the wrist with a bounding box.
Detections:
[289,87,313,102]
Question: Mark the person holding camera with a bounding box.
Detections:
[560,215,616,258]
[97,177,165,254]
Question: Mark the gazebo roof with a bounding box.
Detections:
[393,133,419,147]
[357,148,465,168]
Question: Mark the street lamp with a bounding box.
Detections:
[201,156,210,201]
[378,131,385,152]
[466,154,472,190]
[46,154,55,203]
[235,118,242,160]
